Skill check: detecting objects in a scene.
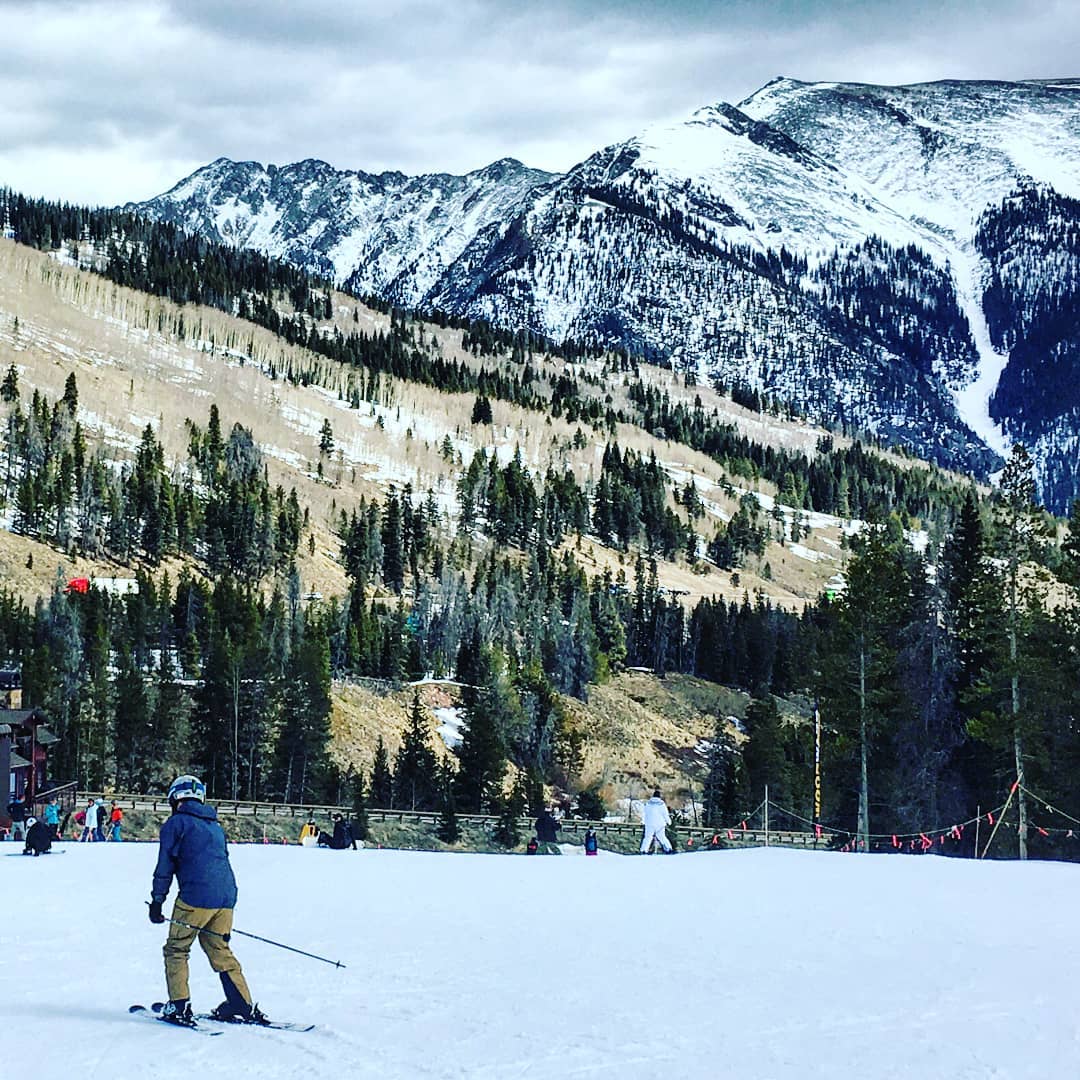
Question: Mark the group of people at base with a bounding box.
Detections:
[299,813,358,850]
[72,797,124,841]
[525,788,675,856]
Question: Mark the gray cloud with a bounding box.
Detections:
[0,0,1076,205]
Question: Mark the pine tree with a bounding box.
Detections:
[455,647,511,812]
[350,768,370,840]
[436,762,460,843]
[319,418,334,457]
[370,736,393,808]
[394,691,438,810]
[1,363,18,402]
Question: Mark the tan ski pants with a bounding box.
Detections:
[163,898,252,1004]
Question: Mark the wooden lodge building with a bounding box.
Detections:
[1,670,70,833]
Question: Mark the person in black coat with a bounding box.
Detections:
[318,813,357,850]
[534,808,561,854]
[7,794,26,841]
[23,817,53,855]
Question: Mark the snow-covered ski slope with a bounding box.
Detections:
[3,843,1076,1079]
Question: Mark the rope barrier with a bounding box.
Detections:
[765,799,1010,845]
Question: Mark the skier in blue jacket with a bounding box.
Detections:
[148,775,268,1026]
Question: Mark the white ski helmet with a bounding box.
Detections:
[168,775,206,804]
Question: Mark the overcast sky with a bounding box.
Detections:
[1,0,1077,206]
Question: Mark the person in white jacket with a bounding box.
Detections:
[640,789,674,854]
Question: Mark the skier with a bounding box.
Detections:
[584,828,599,856]
[23,816,53,855]
[148,774,269,1027]
[109,801,123,841]
[534,807,561,854]
[640,789,674,854]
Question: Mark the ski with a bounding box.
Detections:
[4,849,66,856]
[151,1001,314,1032]
[129,1004,222,1035]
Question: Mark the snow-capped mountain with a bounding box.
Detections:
[137,156,557,304]
[133,78,1080,509]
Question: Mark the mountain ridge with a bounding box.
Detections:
[132,75,1080,509]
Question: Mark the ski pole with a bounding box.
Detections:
[147,903,346,968]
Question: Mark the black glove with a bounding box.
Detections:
[148,900,165,924]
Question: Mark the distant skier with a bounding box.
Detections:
[109,801,123,841]
[148,774,269,1027]
[23,816,53,855]
[584,829,599,856]
[640,789,674,854]
[534,807,561,854]
[317,813,356,850]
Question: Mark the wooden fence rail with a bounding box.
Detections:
[76,791,822,848]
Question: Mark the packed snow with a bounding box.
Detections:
[3,841,1077,1079]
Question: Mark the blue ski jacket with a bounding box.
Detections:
[151,800,238,910]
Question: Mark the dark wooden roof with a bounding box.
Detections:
[0,708,44,728]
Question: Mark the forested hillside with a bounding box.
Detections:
[2,194,1079,859]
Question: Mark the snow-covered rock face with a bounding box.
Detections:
[134,78,1080,509]
[132,155,558,304]
[740,77,1080,241]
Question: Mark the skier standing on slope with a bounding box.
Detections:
[148,775,269,1027]
[640,789,674,854]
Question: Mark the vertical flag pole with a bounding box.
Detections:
[974,805,980,860]
[813,701,822,845]
[764,785,769,848]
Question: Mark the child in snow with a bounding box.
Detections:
[584,829,599,856]
[299,818,319,846]
[640,789,675,854]
[42,798,60,839]
[148,774,269,1027]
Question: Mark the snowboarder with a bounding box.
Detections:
[148,774,268,1027]
[317,813,356,850]
[584,829,599,856]
[640,789,674,854]
[534,807,561,854]
[23,816,53,855]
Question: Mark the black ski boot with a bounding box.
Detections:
[159,999,196,1027]
[210,1000,271,1025]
